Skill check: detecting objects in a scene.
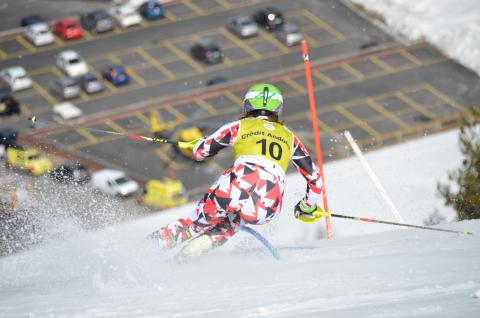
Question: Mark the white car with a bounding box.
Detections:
[0,66,32,92]
[91,169,139,197]
[56,50,88,78]
[53,102,84,123]
[109,5,142,28]
[23,23,54,46]
[276,23,303,47]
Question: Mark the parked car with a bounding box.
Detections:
[52,102,84,123]
[79,10,115,34]
[190,40,223,64]
[0,128,18,149]
[137,178,187,209]
[252,8,284,31]
[5,145,52,176]
[0,95,21,117]
[110,5,142,28]
[49,77,80,100]
[20,15,45,27]
[276,23,303,47]
[139,1,165,20]
[226,16,258,38]
[0,128,18,159]
[79,73,103,94]
[23,22,54,46]
[91,169,139,197]
[50,161,90,184]
[0,66,32,92]
[53,18,83,40]
[102,65,130,86]
[56,50,88,78]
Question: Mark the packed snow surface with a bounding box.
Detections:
[350,0,480,77]
[1,129,479,317]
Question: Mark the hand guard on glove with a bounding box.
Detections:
[177,137,204,151]
[294,200,328,223]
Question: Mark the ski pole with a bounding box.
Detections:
[313,209,474,235]
[28,116,194,149]
[240,226,281,260]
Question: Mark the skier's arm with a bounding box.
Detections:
[193,121,240,161]
[291,135,323,206]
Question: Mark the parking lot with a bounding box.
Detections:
[2,0,479,200]
[0,0,390,124]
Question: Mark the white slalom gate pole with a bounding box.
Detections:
[343,130,405,223]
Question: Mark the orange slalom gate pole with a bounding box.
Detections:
[301,39,332,239]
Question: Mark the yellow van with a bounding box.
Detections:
[138,178,187,209]
[6,146,52,176]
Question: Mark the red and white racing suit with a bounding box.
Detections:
[156,117,322,248]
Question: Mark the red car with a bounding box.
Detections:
[54,18,83,40]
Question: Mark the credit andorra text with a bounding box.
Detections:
[241,131,290,150]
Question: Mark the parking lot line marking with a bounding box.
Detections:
[195,99,217,115]
[53,36,65,47]
[342,63,366,80]
[107,53,123,65]
[16,35,37,53]
[136,47,176,79]
[223,91,243,106]
[336,106,382,140]
[395,91,436,119]
[366,98,410,129]
[182,0,206,15]
[31,80,57,105]
[164,11,177,21]
[421,84,467,112]
[312,70,336,87]
[258,30,289,54]
[370,56,395,73]
[135,111,150,125]
[82,30,93,40]
[75,128,98,143]
[154,147,186,169]
[0,48,7,59]
[283,78,306,94]
[301,10,346,41]
[166,105,188,121]
[50,66,65,78]
[399,49,423,66]
[125,66,147,86]
[219,28,262,60]
[106,119,128,134]
[164,40,204,73]
[215,0,232,8]
[79,91,91,101]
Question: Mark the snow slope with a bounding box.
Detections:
[349,0,480,77]
[1,129,479,317]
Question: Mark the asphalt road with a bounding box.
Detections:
[1,0,479,203]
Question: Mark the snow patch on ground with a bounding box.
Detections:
[350,0,480,77]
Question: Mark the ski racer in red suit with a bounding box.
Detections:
[149,83,324,257]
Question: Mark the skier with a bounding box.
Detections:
[149,83,325,258]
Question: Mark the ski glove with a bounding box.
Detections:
[294,200,325,223]
[177,137,204,150]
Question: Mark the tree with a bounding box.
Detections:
[438,108,480,220]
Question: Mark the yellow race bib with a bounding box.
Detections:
[233,118,293,172]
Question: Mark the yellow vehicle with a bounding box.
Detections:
[138,178,187,209]
[176,127,202,157]
[6,146,53,176]
[149,108,175,138]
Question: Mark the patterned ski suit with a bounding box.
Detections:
[157,117,322,248]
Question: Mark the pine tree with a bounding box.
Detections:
[438,108,480,220]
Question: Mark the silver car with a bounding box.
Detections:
[276,23,303,47]
[49,77,80,100]
[226,16,258,38]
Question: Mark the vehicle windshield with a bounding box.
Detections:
[68,58,81,64]
[114,177,129,185]
[66,23,77,29]
[66,82,77,88]
[284,24,299,33]
[28,154,40,160]
[38,29,50,35]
